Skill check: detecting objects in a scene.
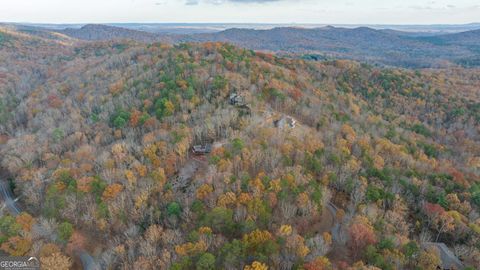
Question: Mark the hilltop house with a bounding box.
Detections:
[274,116,296,129]
[191,144,212,155]
[229,93,246,106]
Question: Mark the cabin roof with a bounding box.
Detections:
[192,144,212,153]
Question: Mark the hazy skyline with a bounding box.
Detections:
[2,0,480,24]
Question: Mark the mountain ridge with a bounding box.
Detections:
[59,23,170,43]
[5,22,480,67]
[177,26,480,67]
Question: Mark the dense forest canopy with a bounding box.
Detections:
[0,26,479,269]
[8,23,480,68]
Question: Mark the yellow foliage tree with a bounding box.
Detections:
[278,225,293,237]
[218,192,237,207]
[323,232,332,245]
[40,252,72,270]
[341,124,357,143]
[243,229,272,250]
[217,158,232,172]
[417,247,441,270]
[135,164,148,177]
[109,80,124,95]
[175,240,207,256]
[244,261,268,270]
[249,177,265,197]
[176,79,188,90]
[196,184,214,200]
[152,167,166,189]
[102,183,124,201]
[39,243,60,257]
[111,143,127,161]
[198,227,213,235]
[16,212,34,232]
[337,138,351,156]
[297,192,310,208]
[269,179,282,193]
[351,103,361,116]
[357,135,372,154]
[1,236,31,256]
[286,234,310,257]
[144,224,164,243]
[373,154,385,170]
[164,100,175,116]
[144,224,163,243]
[135,191,149,209]
[125,169,136,186]
[143,144,161,167]
[237,193,253,205]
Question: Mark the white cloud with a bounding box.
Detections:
[185,0,199,5]
[0,0,478,24]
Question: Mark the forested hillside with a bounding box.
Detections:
[9,23,480,68]
[177,26,480,68]
[59,24,167,43]
[0,26,480,269]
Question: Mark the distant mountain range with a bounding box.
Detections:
[15,22,480,34]
[5,23,480,68]
[59,24,168,43]
[177,26,480,68]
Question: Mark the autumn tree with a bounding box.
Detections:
[349,217,377,259]
[304,256,332,270]
[417,247,441,270]
[1,236,31,256]
[40,252,72,270]
[102,183,124,201]
[244,261,268,270]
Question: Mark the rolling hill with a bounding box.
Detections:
[178,26,480,68]
[7,23,480,68]
[1,25,480,269]
[59,24,170,43]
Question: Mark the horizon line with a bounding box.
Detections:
[2,21,480,27]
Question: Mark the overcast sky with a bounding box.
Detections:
[1,0,479,24]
